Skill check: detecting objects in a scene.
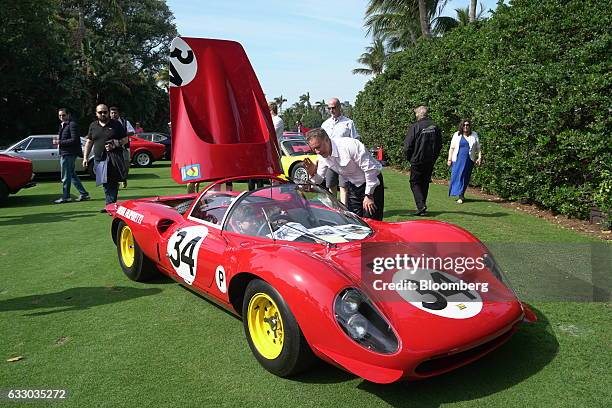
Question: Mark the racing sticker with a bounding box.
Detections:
[180,164,201,181]
[215,265,227,293]
[117,206,144,224]
[169,37,197,87]
[393,269,483,319]
[167,226,208,285]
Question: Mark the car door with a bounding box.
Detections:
[21,137,59,173]
[159,190,233,301]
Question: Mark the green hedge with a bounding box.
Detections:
[354,0,611,219]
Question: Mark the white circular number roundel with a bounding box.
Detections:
[169,37,198,88]
[167,226,208,285]
[393,269,483,319]
[215,265,227,293]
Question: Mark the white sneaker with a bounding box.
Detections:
[456,198,463,204]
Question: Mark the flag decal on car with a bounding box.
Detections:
[181,164,201,181]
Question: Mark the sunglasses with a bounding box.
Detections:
[327,105,338,110]
[97,111,108,114]
[463,123,471,127]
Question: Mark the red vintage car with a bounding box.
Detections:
[105,37,536,383]
[128,135,166,167]
[0,153,35,203]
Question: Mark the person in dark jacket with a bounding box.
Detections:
[53,108,90,203]
[404,105,442,216]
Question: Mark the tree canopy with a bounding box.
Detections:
[0,0,177,145]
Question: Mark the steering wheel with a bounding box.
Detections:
[257,214,294,238]
[256,220,272,237]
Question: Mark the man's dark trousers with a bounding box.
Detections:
[409,163,434,211]
[346,173,384,221]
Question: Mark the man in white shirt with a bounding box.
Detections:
[269,102,284,140]
[321,98,360,204]
[303,128,384,220]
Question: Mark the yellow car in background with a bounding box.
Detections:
[279,136,317,183]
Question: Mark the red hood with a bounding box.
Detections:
[168,37,281,183]
[0,153,31,164]
[324,221,522,350]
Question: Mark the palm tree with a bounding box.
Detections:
[365,0,448,47]
[273,95,287,112]
[352,37,388,76]
[417,0,431,38]
[298,92,311,109]
[314,100,327,116]
[433,4,486,34]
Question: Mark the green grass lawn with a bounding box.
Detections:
[1,164,610,408]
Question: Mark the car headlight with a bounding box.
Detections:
[334,288,398,354]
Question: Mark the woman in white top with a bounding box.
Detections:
[447,119,482,203]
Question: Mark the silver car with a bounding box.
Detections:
[2,135,87,174]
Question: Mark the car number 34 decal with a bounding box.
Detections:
[393,269,483,319]
[167,226,208,285]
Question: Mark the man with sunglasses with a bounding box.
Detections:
[53,108,90,203]
[321,97,361,204]
[82,104,128,211]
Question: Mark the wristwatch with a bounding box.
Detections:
[365,194,374,199]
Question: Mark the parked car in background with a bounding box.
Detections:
[135,132,171,160]
[279,137,317,183]
[2,135,87,174]
[128,136,166,167]
[281,131,304,139]
[0,154,35,203]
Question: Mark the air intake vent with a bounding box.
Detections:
[157,219,175,234]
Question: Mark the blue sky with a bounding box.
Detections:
[166,0,503,108]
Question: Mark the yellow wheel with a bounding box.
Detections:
[242,279,316,377]
[247,293,284,359]
[115,220,157,282]
[120,225,135,268]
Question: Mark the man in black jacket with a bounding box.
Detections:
[53,108,90,203]
[404,106,442,216]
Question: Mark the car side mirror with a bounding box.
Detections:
[13,147,23,152]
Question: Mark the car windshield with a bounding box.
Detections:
[224,183,372,243]
[281,140,314,156]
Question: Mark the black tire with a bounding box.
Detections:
[0,180,9,204]
[290,162,309,184]
[133,151,153,167]
[116,221,158,281]
[242,279,316,377]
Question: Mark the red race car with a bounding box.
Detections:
[105,37,536,383]
[0,153,35,203]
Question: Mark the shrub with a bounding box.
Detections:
[354,0,611,219]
